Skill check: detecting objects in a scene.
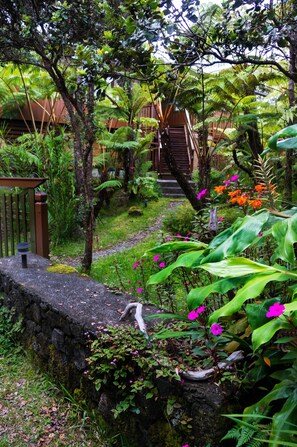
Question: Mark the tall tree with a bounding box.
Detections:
[158,0,297,198]
[0,0,161,272]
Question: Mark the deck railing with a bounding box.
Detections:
[0,178,49,259]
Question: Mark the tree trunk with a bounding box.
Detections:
[68,113,95,274]
[284,42,296,203]
[160,127,201,211]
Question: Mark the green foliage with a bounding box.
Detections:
[0,129,79,243]
[0,297,23,355]
[146,207,297,444]
[87,325,180,418]
[267,124,297,151]
[162,203,196,236]
[128,176,160,200]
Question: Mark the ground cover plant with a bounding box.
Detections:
[0,300,120,447]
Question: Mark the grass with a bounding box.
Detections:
[0,349,114,447]
[50,197,182,258]
[0,302,120,447]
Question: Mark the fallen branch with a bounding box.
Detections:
[120,302,148,339]
[180,350,245,381]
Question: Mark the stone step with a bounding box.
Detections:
[157,179,195,197]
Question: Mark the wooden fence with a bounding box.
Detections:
[0,178,49,259]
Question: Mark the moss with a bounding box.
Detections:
[128,206,143,216]
[46,263,77,274]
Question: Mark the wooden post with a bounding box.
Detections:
[35,191,49,258]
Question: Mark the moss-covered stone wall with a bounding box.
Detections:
[0,255,241,447]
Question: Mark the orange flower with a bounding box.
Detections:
[236,196,248,206]
[228,189,241,197]
[230,195,248,206]
[249,199,263,209]
[214,185,226,194]
[254,184,266,193]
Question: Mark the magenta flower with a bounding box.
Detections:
[153,254,160,262]
[127,280,131,283]
[133,262,139,270]
[137,287,143,293]
[231,175,239,182]
[266,302,285,318]
[159,262,165,268]
[224,179,231,186]
[197,305,205,314]
[176,233,182,238]
[218,217,224,221]
[187,306,205,320]
[182,444,189,447]
[210,323,223,336]
[188,310,199,320]
[197,188,207,200]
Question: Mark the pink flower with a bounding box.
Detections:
[159,262,165,268]
[176,234,182,238]
[133,262,139,270]
[266,302,285,318]
[127,280,131,283]
[224,179,231,186]
[197,305,205,314]
[210,323,223,336]
[231,175,239,182]
[197,189,207,200]
[188,310,199,320]
[153,254,160,262]
[137,287,143,293]
[187,306,205,320]
[218,217,224,221]
[182,445,189,447]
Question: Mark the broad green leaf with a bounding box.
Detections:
[268,124,297,150]
[187,276,247,310]
[202,211,270,264]
[270,390,297,446]
[277,136,297,149]
[200,258,279,277]
[244,380,296,415]
[246,298,281,330]
[153,330,197,340]
[272,212,297,264]
[257,439,297,446]
[271,387,297,440]
[144,313,187,321]
[252,315,291,351]
[147,251,205,285]
[208,272,289,324]
[147,241,207,254]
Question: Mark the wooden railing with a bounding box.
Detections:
[0,178,49,259]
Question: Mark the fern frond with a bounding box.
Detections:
[94,180,122,192]
[254,155,278,208]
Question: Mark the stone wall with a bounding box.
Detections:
[0,255,241,447]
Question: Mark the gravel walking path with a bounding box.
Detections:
[54,200,184,267]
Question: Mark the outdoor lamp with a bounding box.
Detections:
[16,242,30,268]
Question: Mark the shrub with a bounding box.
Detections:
[162,203,196,236]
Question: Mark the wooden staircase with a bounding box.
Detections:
[157,127,194,197]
